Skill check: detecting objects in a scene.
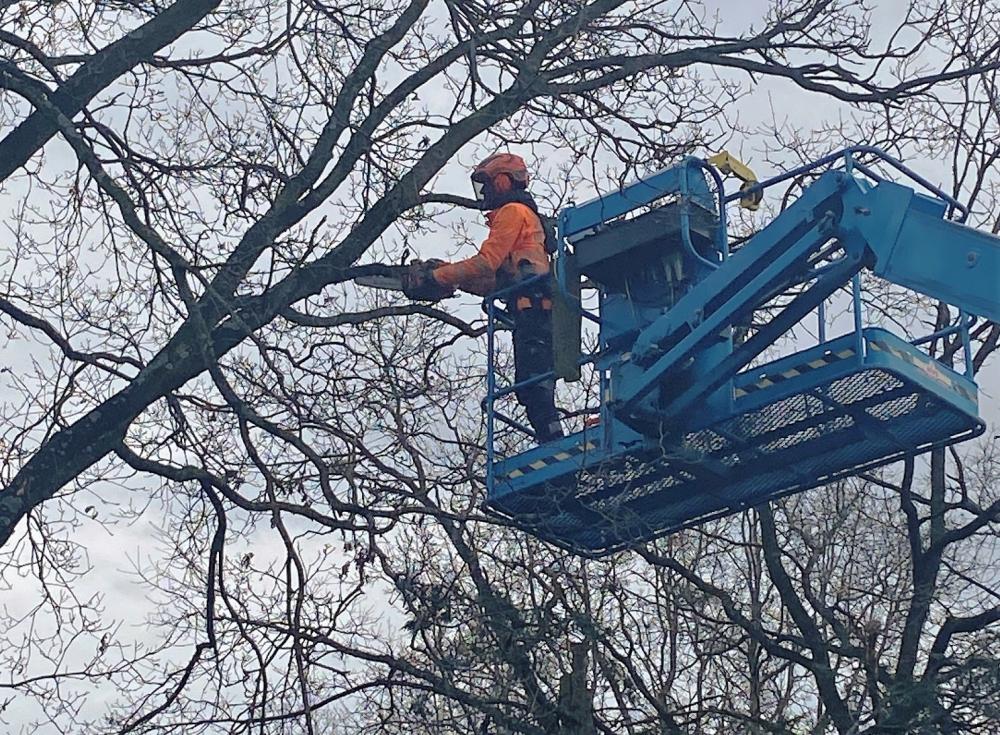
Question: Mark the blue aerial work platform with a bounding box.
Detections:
[483,147,999,556]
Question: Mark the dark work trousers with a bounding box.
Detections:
[512,306,563,442]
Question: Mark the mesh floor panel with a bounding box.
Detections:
[487,366,982,555]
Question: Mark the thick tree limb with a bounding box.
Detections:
[0,0,222,183]
[925,606,1000,679]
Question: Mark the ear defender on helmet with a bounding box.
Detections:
[492,173,512,193]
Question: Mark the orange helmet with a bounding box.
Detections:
[473,153,529,184]
[471,153,529,203]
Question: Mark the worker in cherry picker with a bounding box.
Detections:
[402,153,564,443]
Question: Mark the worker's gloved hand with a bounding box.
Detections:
[401,259,454,302]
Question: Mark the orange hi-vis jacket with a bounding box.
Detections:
[433,202,549,298]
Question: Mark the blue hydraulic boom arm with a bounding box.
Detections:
[611,168,1000,431]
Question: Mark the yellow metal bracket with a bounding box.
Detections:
[708,150,763,211]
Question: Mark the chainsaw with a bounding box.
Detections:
[352,260,454,301]
[352,263,409,292]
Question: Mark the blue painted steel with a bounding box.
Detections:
[487,328,983,555]
[862,189,1000,323]
[558,157,715,241]
[911,315,974,347]
[614,165,1000,422]
[492,347,602,402]
[679,162,723,271]
[852,273,864,359]
[485,297,498,497]
[961,309,974,379]
[493,409,536,438]
[692,158,730,257]
[483,147,999,555]
[639,253,864,427]
[729,145,969,221]
[615,170,857,417]
[626,170,849,362]
[730,332,863,412]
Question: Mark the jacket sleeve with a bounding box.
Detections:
[432,205,525,292]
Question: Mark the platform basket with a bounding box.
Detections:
[486,329,984,556]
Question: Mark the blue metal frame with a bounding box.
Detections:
[482,146,997,554]
[487,327,984,556]
[730,145,970,222]
[557,156,717,242]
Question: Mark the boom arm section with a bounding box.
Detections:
[859,181,1000,323]
[612,169,1000,431]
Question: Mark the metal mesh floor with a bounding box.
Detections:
[487,366,983,556]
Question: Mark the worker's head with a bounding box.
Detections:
[471,153,529,208]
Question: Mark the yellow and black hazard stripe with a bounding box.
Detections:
[734,347,857,398]
[502,441,598,480]
[868,339,975,403]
